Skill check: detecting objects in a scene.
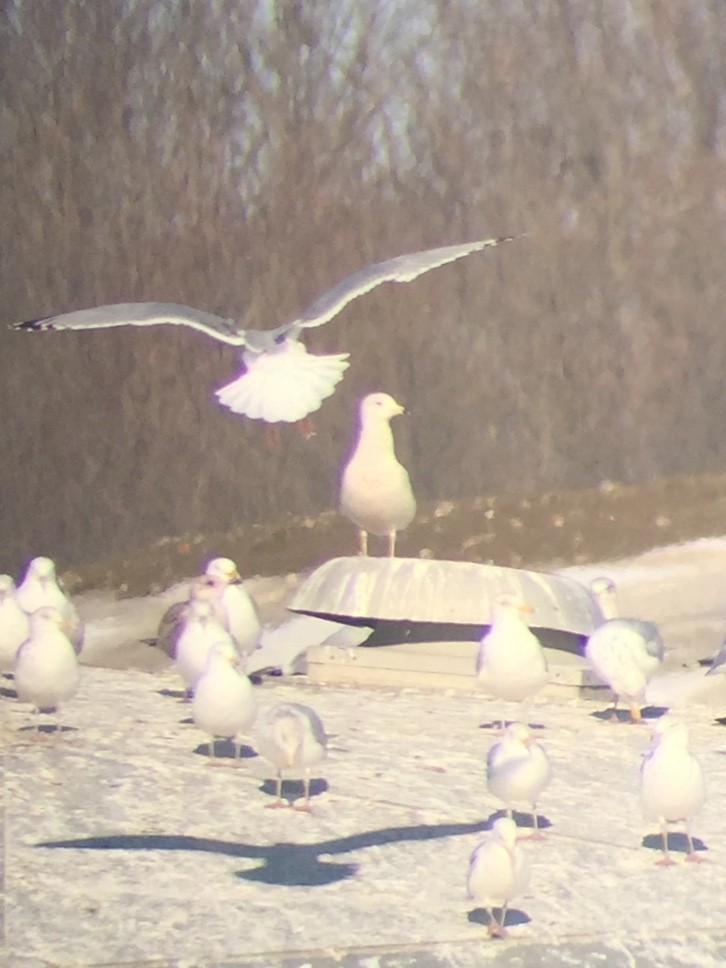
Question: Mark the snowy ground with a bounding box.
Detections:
[4,538,726,967]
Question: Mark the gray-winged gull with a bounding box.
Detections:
[15,556,84,653]
[467,816,531,938]
[585,617,664,723]
[13,238,514,423]
[254,701,328,810]
[487,722,551,838]
[0,575,30,673]
[156,575,228,659]
[639,715,705,865]
[13,606,80,731]
[191,640,257,761]
[339,392,416,556]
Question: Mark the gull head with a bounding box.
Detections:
[205,557,241,585]
[29,605,68,633]
[503,721,533,747]
[188,600,217,624]
[27,556,57,585]
[490,593,534,622]
[205,640,240,669]
[650,714,690,749]
[491,816,519,850]
[359,392,405,425]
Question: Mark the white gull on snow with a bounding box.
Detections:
[0,575,30,672]
[339,392,416,557]
[639,715,705,865]
[192,641,257,761]
[14,238,513,424]
[467,816,531,938]
[204,557,261,660]
[15,556,84,653]
[475,594,549,717]
[585,617,664,722]
[174,600,235,697]
[487,722,551,838]
[13,606,80,731]
[254,702,328,810]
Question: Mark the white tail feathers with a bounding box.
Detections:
[215,341,350,422]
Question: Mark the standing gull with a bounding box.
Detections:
[487,722,552,838]
[156,575,228,659]
[585,617,664,723]
[339,392,416,556]
[12,237,514,424]
[15,556,84,653]
[14,606,79,732]
[204,557,261,662]
[639,715,705,865]
[192,641,257,762]
[475,594,549,725]
[0,575,30,673]
[174,600,235,698]
[467,816,531,938]
[254,702,328,810]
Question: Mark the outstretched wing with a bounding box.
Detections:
[292,236,515,331]
[12,302,247,346]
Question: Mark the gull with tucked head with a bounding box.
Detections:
[254,701,328,811]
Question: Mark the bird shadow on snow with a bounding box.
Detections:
[590,705,668,724]
[467,906,531,932]
[641,832,708,857]
[484,808,553,835]
[258,777,328,805]
[191,741,257,761]
[0,684,18,699]
[37,817,491,888]
[477,720,546,731]
[157,687,188,700]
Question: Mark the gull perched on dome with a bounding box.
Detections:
[639,715,705,865]
[487,722,552,839]
[339,392,416,556]
[467,816,531,938]
[12,237,514,424]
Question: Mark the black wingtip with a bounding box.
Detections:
[10,317,50,331]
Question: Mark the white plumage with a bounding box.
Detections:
[639,715,705,864]
[475,594,549,708]
[15,237,513,423]
[487,722,552,838]
[339,392,416,556]
[0,574,30,672]
[192,641,257,760]
[15,556,84,653]
[254,702,328,810]
[14,606,79,730]
[174,600,235,696]
[204,557,261,660]
[467,816,531,938]
[585,618,664,722]
[156,574,228,659]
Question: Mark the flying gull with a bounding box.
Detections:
[13,237,514,424]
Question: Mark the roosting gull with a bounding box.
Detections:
[339,392,416,556]
[585,617,664,723]
[13,237,514,424]
[467,816,531,938]
[639,715,705,865]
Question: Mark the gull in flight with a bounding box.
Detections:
[13,237,513,426]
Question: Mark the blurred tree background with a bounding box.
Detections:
[2,0,726,574]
